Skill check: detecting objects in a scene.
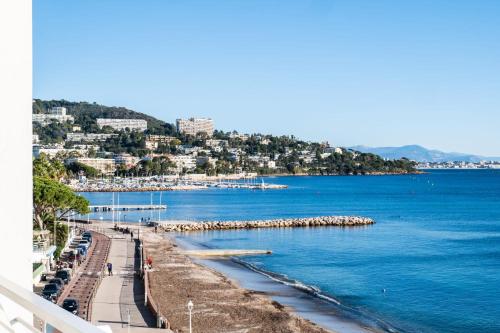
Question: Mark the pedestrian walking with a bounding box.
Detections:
[107,262,113,276]
[130,231,134,241]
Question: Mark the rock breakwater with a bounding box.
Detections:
[161,216,374,232]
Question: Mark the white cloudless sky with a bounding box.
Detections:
[34,0,500,156]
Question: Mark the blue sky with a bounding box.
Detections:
[34,0,500,156]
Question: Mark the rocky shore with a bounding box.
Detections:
[161,216,374,232]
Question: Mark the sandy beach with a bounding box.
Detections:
[142,231,335,333]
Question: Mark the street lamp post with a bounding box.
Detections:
[187,300,193,333]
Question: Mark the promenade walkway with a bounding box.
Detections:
[91,231,162,332]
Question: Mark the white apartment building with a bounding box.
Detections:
[205,139,228,148]
[113,153,140,168]
[169,155,197,173]
[176,117,214,136]
[32,106,74,125]
[32,134,39,143]
[147,135,178,143]
[267,160,277,169]
[145,135,178,150]
[229,132,249,141]
[325,147,343,155]
[96,118,148,131]
[66,132,118,142]
[32,144,89,158]
[65,157,116,175]
[48,106,67,115]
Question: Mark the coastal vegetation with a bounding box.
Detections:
[33,156,90,257]
[33,99,417,177]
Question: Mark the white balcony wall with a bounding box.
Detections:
[0,0,33,331]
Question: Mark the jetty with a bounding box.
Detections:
[89,204,167,212]
[183,249,272,256]
[160,216,374,232]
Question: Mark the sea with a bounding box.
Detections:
[80,169,500,333]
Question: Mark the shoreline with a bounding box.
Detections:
[174,235,392,333]
[86,219,392,333]
[142,230,336,333]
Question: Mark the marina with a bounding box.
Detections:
[70,175,288,192]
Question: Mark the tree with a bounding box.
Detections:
[33,176,90,231]
[66,162,100,178]
[33,155,67,180]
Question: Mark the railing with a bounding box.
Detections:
[142,244,169,329]
[0,275,105,333]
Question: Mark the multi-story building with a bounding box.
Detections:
[267,160,277,169]
[48,106,66,115]
[32,134,39,144]
[196,156,218,167]
[205,139,228,148]
[65,157,116,175]
[66,132,118,142]
[32,145,89,158]
[96,118,148,132]
[176,117,214,136]
[325,147,343,155]
[32,106,74,125]
[145,135,178,150]
[229,132,249,141]
[169,155,197,173]
[113,153,140,168]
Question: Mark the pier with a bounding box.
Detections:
[183,249,272,257]
[89,204,167,212]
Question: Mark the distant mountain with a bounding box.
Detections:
[350,145,500,163]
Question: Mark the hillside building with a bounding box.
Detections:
[176,117,214,136]
[32,106,74,125]
[113,153,140,168]
[66,132,118,142]
[169,155,197,173]
[65,157,116,175]
[145,135,178,150]
[96,118,147,132]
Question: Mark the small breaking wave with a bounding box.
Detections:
[231,257,405,333]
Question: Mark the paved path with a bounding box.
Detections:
[91,233,160,332]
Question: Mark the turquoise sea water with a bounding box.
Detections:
[82,170,500,333]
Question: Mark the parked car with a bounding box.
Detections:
[76,246,88,258]
[62,298,79,315]
[78,240,90,250]
[82,232,92,239]
[82,234,92,244]
[48,278,64,289]
[41,283,61,302]
[70,237,83,248]
[55,269,71,284]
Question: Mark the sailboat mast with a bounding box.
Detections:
[158,191,162,222]
[150,192,153,221]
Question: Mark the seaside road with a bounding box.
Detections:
[91,231,165,332]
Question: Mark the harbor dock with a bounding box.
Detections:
[89,204,167,212]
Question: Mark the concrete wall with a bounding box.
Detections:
[0,0,33,327]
